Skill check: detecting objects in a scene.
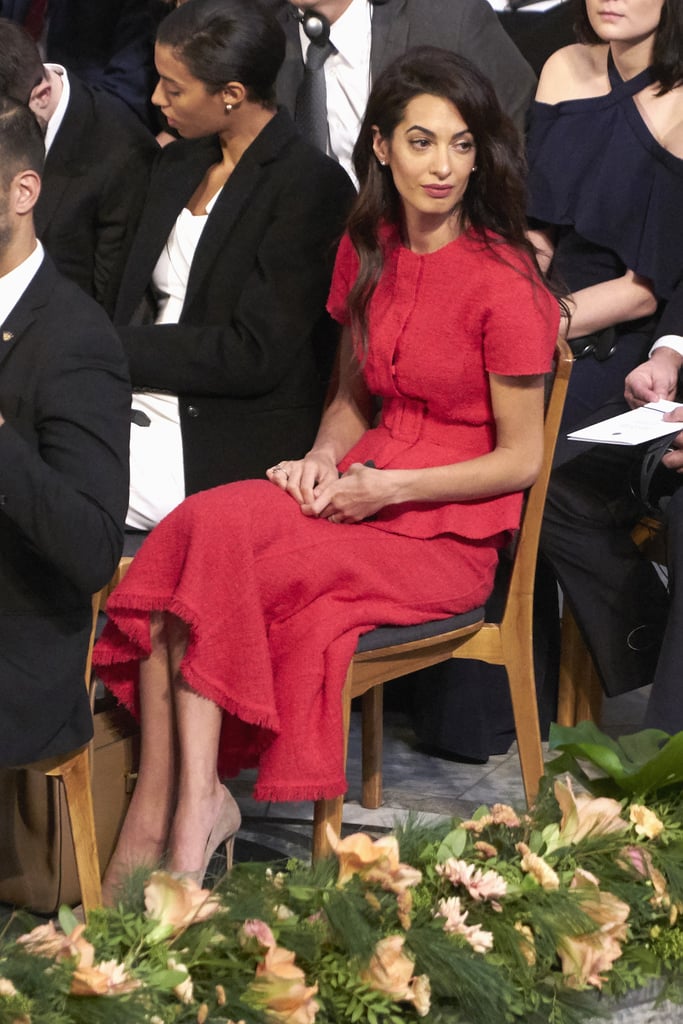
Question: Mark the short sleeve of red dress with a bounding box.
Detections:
[480,244,559,377]
[326,233,358,326]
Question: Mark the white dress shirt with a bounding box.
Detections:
[298,0,372,184]
[43,64,70,155]
[0,241,44,327]
[126,189,223,531]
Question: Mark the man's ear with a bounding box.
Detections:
[12,169,41,215]
[28,76,51,117]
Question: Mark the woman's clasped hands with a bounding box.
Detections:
[267,453,396,524]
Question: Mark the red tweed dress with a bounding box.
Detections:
[93,226,559,802]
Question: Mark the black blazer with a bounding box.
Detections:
[37,73,157,315]
[115,109,355,496]
[0,253,130,767]
[274,0,536,133]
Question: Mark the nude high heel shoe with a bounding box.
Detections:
[179,786,242,886]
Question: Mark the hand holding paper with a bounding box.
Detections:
[568,400,683,446]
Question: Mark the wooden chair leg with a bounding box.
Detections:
[558,604,603,726]
[361,686,383,809]
[312,663,355,862]
[52,748,102,915]
[500,621,544,807]
[312,796,344,862]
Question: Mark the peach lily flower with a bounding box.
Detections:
[360,935,431,1017]
[554,777,629,845]
[557,869,630,990]
[325,826,422,893]
[144,870,220,940]
[251,942,319,1023]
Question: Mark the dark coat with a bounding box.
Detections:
[0,253,130,767]
[0,0,158,127]
[36,73,156,316]
[115,109,355,496]
[274,0,537,133]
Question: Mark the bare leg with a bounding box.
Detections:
[102,612,178,903]
[165,614,240,874]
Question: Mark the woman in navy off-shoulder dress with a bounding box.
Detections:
[93,48,559,898]
[526,0,683,447]
[410,0,683,763]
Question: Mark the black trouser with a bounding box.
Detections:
[541,436,681,732]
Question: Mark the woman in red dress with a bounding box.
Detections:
[95,46,559,898]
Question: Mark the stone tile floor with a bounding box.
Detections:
[231,686,651,864]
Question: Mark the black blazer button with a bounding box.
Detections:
[0,495,5,507]
[186,405,199,418]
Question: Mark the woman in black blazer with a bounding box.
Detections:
[115,0,354,529]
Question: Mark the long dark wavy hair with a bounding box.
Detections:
[575,0,683,92]
[347,47,545,351]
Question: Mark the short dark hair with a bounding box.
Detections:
[0,95,44,188]
[156,0,285,107]
[0,18,45,105]
[574,0,683,92]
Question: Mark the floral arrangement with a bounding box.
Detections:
[1,723,683,1024]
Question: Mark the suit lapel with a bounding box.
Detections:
[114,137,220,323]
[0,257,52,369]
[275,10,304,117]
[35,76,94,235]
[181,112,295,315]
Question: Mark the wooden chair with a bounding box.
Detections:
[557,514,667,728]
[25,586,107,916]
[312,337,573,860]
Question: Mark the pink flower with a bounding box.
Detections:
[251,943,319,1023]
[435,897,494,954]
[144,870,220,939]
[436,858,507,907]
[555,777,629,845]
[325,826,422,893]
[360,935,431,1017]
[240,919,277,949]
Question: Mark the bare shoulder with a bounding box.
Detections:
[536,44,609,104]
[637,83,683,160]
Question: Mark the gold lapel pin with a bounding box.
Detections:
[2,331,13,342]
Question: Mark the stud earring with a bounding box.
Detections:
[471,165,477,172]
[378,158,386,166]
[225,103,233,114]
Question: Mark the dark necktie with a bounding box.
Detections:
[295,38,336,153]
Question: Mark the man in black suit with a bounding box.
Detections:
[0,0,157,127]
[541,282,683,735]
[0,96,130,767]
[274,0,536,179]
[0,18,156,315]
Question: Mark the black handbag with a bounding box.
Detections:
[637,433,681,514]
